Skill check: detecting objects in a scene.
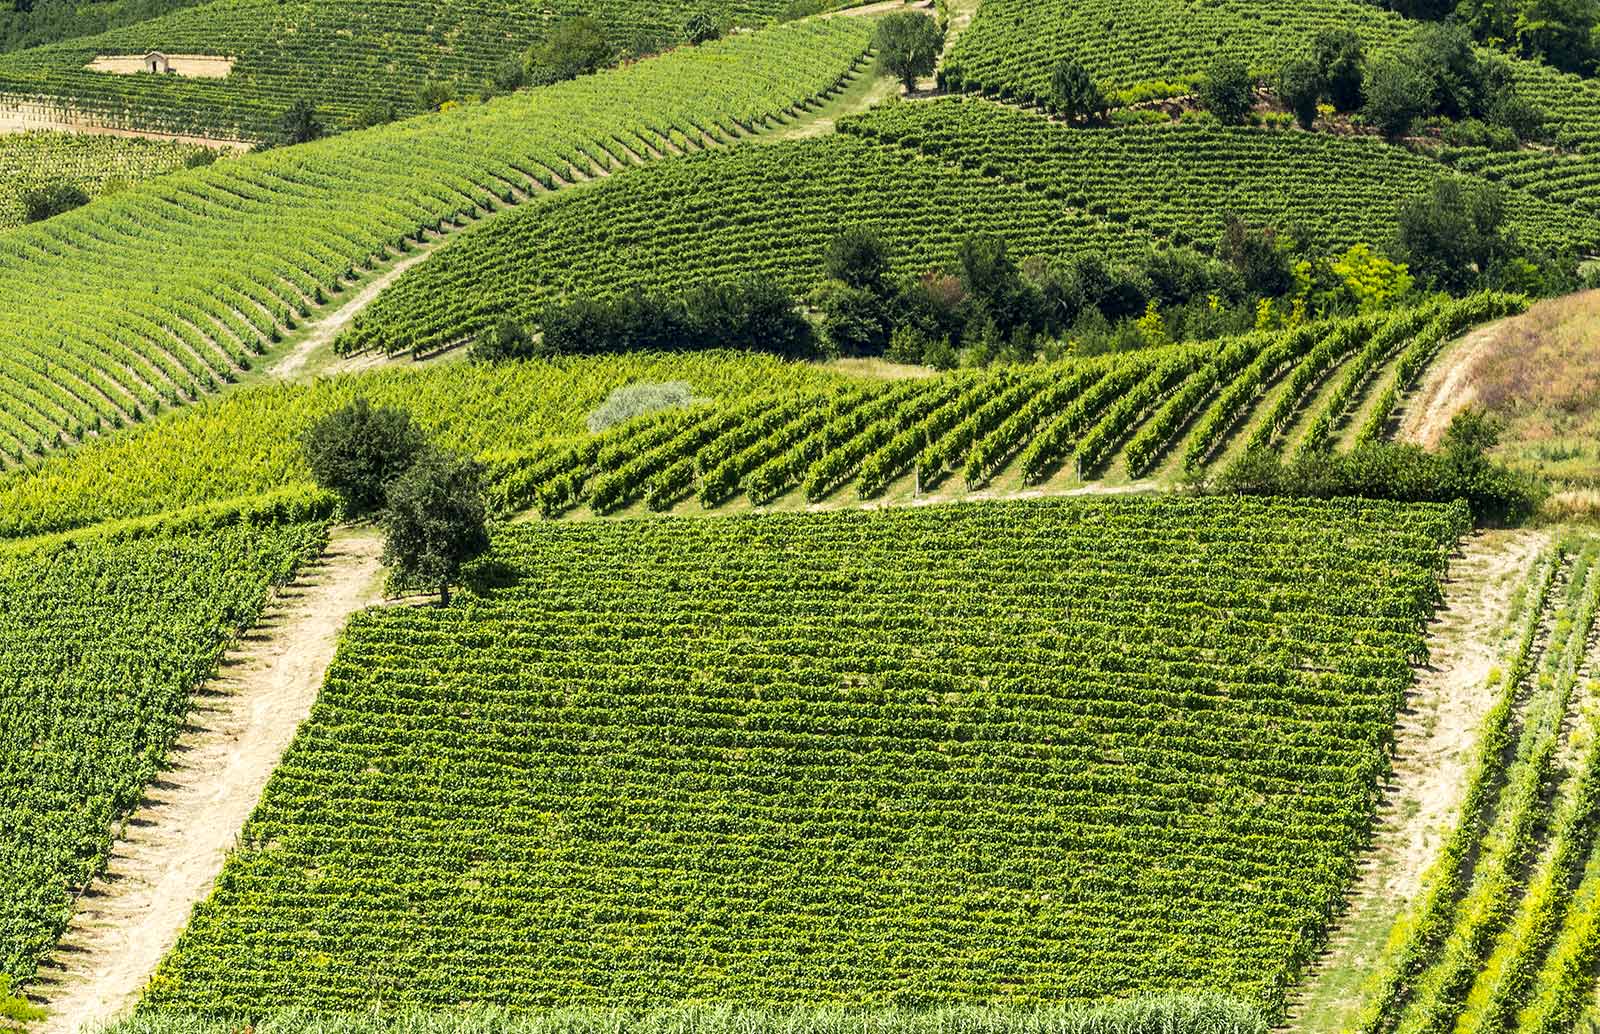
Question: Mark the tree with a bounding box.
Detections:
[1050,57,1108,122]
[1198,57,1255,125]
[301,398,428,515]
[824,228,892,293]
[352,100,398,129]
[817,282,893,356]
[1388,0,1454,18]
[1277,57,1324,128]
[1512,0,1598,74]
[19,181,88,223]
[1329,243,1414,311]
[1218,216,1293,298]
[874,11,943,90]
[957,233,1041,333]
[382,449,490,605]
[531,16,612,82]
[1394,176,1510,291]
[278,100,323,145]
[683,11,721,44]
[1313,28,1366,111]
[1363,55,1432,139]
[1410,22,1485,117]
[471,318,537,361]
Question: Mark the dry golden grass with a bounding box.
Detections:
[1433,290,1600,488]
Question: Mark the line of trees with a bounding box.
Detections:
[474,186,1588,373]
[1381,0,1599,75]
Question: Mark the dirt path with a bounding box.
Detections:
[1286,528,1549,1033]
[0,106,249,150]
[268,248,441,380]
[1398,318,1514,449]
[31,528,387,1034]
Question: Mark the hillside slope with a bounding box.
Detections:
[0,0,841,139]
[0,18,871,465]
[140,497,1468,1023]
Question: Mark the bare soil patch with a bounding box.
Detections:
[30,529,386,1034]
[1286,528,1549,1033]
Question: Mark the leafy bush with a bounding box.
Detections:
[18,179,87,222]
[1277,56,1323,128]
[529,16,614,82]
[1364,56,1432,139]
[1050,56,1108,122]
[683,11,720,44]
[1217,409,1545,524]
[537,280,818,360]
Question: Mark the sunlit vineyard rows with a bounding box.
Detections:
[340,132,1155,358]
[1342,540,1600,1034]
[471,295,1523,519]
[142,496,1468,1022]
[842,99,1600,255]
[943,0,1600,155]
[0,514,328,986]
[0,352,853,540]
[349,99,1585,360]
[0,131,212,230]
[0,18,870,466]
[1439,147,1600,219]
[0,0,846,139]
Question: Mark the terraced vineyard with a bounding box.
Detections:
[348,99,1591,360]
[340,132,1156,358]
[471,294,1524,519]
[1346,539,1600,1034]
[942,0,1600,155]
[0,510,328,986]
[0,17,871,466]
[0,0,845,140]
[0,131,212,230]
[141,496,1468,1021]
[842,100,1600,255]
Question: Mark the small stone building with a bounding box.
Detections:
[145,51,171,74]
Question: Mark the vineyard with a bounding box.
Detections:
[0,352,855,540]
[0,17,871,467]
[345,99,1589,359]
[942,0,1600,156]
[0,290,1523,543]
[473,294,1522,519]
[140,497,1467,1022]
[0,0,847,140]
[339,132,1153,358]
[0,514,328,988]
[1341,538,1600,1034]
[0,131,211,230]
[841,100,1600,256]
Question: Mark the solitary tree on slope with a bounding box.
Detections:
[381,448,490,606]
[874,11,943,91]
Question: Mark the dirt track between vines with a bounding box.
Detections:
[1286,528,1548,1033]
[1399,318,1515,449]
[31,529,386,1034]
